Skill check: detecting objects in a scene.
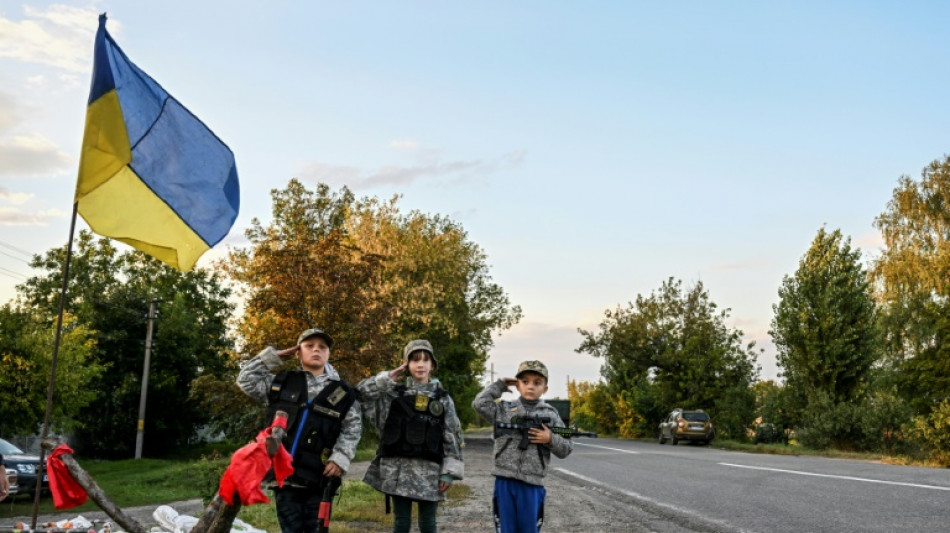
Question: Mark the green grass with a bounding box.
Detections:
[0,450,473,532]
[708,439,936,466]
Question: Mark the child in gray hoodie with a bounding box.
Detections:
[472,360,572,533]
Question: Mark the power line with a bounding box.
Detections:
[0,239,32,258]
[0,248,30,264]
[0,265,27,280]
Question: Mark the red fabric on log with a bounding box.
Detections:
[47,444,88,509]
[218,422,293,506]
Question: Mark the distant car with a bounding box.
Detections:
[658,408,715,445]
[0,438,47,496]
[5,467,17,496]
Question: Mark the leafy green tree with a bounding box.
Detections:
[0,305,102,436]
[578,278,759,439]
[220,180,521,426]
[873,155,950,413]
[771,227,878,447]
[17,231,235,457]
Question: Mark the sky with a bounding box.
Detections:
[2,2,950,399]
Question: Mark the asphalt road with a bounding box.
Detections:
[552,437,950,533]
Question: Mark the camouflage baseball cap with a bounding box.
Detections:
[403,339,437,369]
[516,360,548,380]
[297,328,333,348]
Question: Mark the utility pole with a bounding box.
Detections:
[134,299,157,459]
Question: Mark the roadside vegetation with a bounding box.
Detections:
[1,156,950,526]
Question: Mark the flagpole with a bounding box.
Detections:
[31,202,80,528]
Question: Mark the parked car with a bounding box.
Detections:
[4,467,17,497]
[658,408,715,445]
[0,438,47,496]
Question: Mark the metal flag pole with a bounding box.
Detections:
[31,202,80,528]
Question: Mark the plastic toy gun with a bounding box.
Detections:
[495,415,598,450]
[317,475,342,533]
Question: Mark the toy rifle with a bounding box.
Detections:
[317,475,342,533]
[495,415,598,450]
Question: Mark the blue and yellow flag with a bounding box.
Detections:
[76,14,239,271]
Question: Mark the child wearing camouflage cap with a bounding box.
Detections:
[472,360,572,533]
[236,328,362,533]
[358,339,465,533]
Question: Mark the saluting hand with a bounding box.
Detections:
[276,345,299,360]
[389,363,408,381]
[502,377,518,392]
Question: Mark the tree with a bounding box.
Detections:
[220,180,521,425]
[16,231,235,457]
[873,155,950,413]
[578,278,759,439]
[771,227,878,446]
[0,305,101,436]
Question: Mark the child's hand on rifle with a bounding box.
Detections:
[276,345,298,361]
[323,461,343,477]
[528,423,552,445]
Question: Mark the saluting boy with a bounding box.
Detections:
[472,360,572,533]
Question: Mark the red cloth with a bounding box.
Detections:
[218,421,294,506]
[47,444,88,509]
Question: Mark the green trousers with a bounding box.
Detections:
[391,494,438,533]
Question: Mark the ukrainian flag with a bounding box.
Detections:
[76,14,239,271]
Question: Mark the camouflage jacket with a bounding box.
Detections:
[236,346,362,476]
[358,372,464,502]
[472,379,572,486]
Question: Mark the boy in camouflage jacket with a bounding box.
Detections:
[472,360,572,533]
[359,340,464,533]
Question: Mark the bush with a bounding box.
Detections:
[754,423,786,444]
[908,399,950,466]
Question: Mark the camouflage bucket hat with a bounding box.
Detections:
[403,339,437,369]
[516,360,549,380]
[297,328,334,348]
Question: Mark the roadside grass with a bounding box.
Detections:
[709,439,939,467]
[0,446,469,531]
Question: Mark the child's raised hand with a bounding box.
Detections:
[528,423,552,445]
[276,346,298,360]
[501,377,518,391]
[389,362,408,381]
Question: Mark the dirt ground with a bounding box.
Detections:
[5,433,666,532]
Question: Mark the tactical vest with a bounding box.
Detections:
[380,385,447,463]
[266,370,358,486]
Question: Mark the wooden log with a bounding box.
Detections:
[41,437,147,533]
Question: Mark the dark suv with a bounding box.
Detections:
[0,438,47,496]
[658,408,715,445]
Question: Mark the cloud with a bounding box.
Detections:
[0,4,100,72]
[295,149,526,189]
[0,187,33,204]
[0,92,20,133]
[0,134,72,177]
[0,206,65,226]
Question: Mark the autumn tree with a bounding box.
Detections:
[17,231,235,457]
[578,278,758,439]
[873,156,950,413]
[221,180,521,426]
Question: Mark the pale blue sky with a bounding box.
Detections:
[2,2,949,397]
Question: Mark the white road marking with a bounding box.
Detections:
[719,462,950,491]
[573,442,640,454]
[555,468,756,533]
